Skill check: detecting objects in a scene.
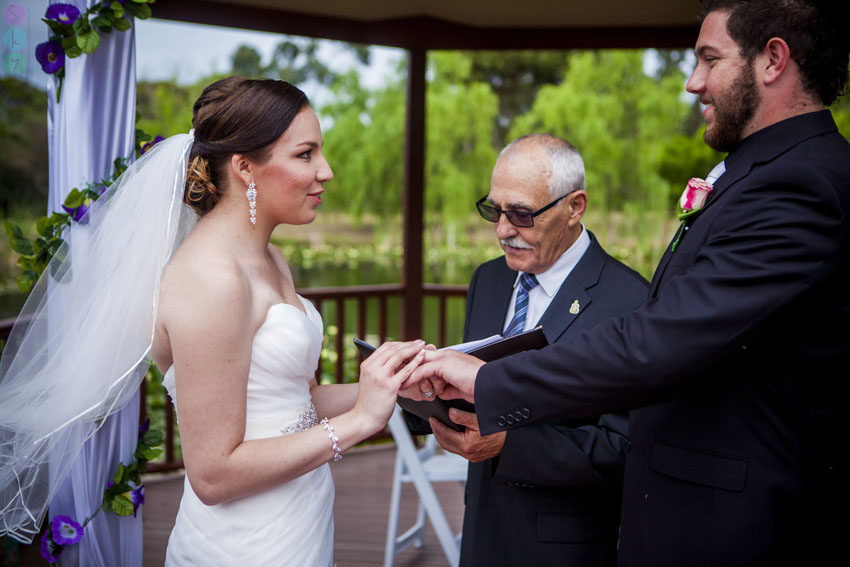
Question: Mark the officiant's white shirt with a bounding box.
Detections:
[503,225,591,334]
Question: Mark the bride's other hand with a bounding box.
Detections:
[352,340,426,433]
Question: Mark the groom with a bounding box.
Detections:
[410,0,850,564]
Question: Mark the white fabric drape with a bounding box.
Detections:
[46,1,141,565]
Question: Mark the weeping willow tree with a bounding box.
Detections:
[511,50,691,212]
[319,52,499,246]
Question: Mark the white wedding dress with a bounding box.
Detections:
[161,296,335,567]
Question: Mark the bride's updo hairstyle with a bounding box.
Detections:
[184,76,309,215]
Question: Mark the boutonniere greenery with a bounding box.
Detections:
[671,178,714,251]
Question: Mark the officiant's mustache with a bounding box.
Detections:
[500,236,533,249]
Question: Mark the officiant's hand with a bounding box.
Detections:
[403,349,483,404]
[354,340,426,433]
[430,409,506,462]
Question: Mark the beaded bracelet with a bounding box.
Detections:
[320,418,342,462]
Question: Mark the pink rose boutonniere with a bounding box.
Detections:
[678,178,714,220]
[671,178,715,251]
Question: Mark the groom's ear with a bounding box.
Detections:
[230,153,253,186]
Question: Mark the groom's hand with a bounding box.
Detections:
[430,409,506,462]
[403,349,483,403]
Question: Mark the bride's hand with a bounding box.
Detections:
[353,340,426,433]
[398,343,442,401]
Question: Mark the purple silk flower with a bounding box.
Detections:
[35,41,65,74]
[138,416,151,439]
[40,529,60,563]
[45,3,81,25]
[62,202,89,223]
[141,135,166,154]
[51,515,84,546]
[130,483,145,517]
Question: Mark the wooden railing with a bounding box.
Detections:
[0,284,469,473]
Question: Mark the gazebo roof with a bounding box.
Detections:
[156,0,702,49]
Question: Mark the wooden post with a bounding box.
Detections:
[402,47,426,340]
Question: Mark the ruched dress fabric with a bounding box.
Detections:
[162,296,334,567]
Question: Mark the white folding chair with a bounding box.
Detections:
[384,405,468,567]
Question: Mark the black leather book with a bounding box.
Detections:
[353,326,548,431]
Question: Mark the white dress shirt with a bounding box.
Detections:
[503,225,591,334]
[706,160,726,185]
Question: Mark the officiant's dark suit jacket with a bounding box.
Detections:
[458,232,648,567]
[475,110,850,566]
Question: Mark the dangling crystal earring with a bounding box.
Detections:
[246,181,257,225]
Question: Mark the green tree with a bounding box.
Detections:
[135,79,211,139]
[270,39,332,85]
[318,52,498,241]
[829,69,850,142]
[0,78,49,217]
[511,50,690,211]
[230,45,265,78]
[425,52,498,242]
[465,50,570,145]
[228,39,372,84]
[652,49,692,79]
[657,127,726,208]
[320,70,406,219]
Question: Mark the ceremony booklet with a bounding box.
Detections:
[352,326,548,432]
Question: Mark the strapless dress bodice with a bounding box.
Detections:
[162,295,335,567]
[162,296,325,439]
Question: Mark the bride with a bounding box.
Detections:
[155,77,427,566]
[0,77,424,566]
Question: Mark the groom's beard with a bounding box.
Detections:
[704,58,761,153]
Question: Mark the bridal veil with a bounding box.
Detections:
[0,133,197,543]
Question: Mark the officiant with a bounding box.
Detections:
[417,134,648,567]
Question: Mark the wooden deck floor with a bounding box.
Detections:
[13,443,465,567]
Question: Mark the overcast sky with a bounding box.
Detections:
[134,18,403,104]
[1,2,401,98]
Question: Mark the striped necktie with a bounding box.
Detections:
[504,272,539,337]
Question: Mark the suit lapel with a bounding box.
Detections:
[474,261,518,338]
[649,144,756,296]
[535,233,604,343]
[650,111,839,297]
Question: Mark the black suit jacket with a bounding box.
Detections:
[459,233,648,567]
[475,110,850,566]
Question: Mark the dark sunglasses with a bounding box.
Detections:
[476,194,567,228]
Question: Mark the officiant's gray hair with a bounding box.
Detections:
[499,134,586,199]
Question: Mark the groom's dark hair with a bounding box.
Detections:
[700,0,850,105]
[184,77,309,215]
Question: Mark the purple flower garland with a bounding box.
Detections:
[33,1,155,102]
[37,416,163,563]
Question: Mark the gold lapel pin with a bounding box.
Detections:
[570,300,580,314]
